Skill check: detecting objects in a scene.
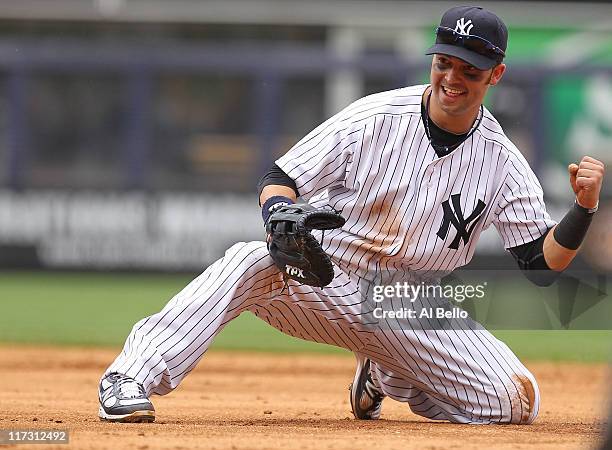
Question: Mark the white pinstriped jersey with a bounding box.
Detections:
[276,84,556,277]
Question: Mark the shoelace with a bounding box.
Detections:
[116,377,145,399]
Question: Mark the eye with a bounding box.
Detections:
[463,67,484,80]
[435,59,450,70]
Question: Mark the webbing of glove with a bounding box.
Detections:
[266,204,345,287]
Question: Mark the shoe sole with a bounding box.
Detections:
[349,353,371,420]
[99,406,155,423]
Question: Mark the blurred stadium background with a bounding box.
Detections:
[0,0,610,360]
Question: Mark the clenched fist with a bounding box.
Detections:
[568,156,605,210]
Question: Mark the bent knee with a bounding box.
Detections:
[505,373,540,424]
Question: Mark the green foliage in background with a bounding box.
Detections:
[0,271,610,362]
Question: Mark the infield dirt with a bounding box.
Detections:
[0,345,607,450]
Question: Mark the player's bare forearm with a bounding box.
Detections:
[543,156,605,271]
[259,185,297,206]
[543,228,577,271]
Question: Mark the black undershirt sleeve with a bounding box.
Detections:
[507,228,560,286]
[257,164,299,200]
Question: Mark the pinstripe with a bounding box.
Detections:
[162,275,277,371]
[474,331,527,422]
[411,147,458,270]
[105,84,547,425]
[113,247,253,376]
[404,299,477,413]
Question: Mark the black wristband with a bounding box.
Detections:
[552,201,596,250]
[262,195,294,225]
[257,164,298,200]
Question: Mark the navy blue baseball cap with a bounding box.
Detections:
[426,6,508,70]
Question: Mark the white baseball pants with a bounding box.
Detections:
[105,241,539,424]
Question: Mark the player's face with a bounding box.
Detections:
[429,54,505,131]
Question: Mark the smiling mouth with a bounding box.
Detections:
[442,86,465,97]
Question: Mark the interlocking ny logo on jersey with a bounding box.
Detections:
[437,194,486,250]
[454,18,474,35]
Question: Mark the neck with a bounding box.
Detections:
[424,87,480,134]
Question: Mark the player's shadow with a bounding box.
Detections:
[155,417,597,434]
[159,417,444,428]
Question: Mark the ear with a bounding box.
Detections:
[489,63,506,86]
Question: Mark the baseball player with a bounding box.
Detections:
[98,6,605,424]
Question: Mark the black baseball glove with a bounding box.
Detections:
[266,203,346,287]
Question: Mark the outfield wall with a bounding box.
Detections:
[0,189,610,272]
[0,5,610,272]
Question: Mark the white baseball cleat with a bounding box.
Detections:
[349,354,385,420]
[98,373,155,423]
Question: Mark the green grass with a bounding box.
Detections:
[0,271,346,354]
[492,330,611,362]
[0,271,610,362]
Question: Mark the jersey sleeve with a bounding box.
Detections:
[275,106,364,202]
[492,154,557,249]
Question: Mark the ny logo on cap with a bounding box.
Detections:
[454,18,474,35]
